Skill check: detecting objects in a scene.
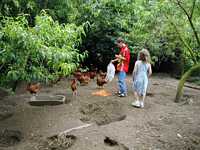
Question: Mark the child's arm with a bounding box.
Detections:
[111,58,119,63]
[148,64,152,77]
[112,54,125,63]
[132,61,138,79]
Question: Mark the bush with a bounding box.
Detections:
[0,13,87,90]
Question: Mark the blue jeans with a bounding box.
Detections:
[118,71,127,94]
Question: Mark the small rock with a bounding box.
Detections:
[187,98,193,104]
[177,133,183,138]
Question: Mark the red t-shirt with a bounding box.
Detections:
[117,45,130,72]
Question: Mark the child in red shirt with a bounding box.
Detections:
[112,38,130,97]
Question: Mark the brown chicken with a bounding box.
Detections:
[89,71,97,79]
[73,70,82,79]
[99,70,107,79]
[76,72,90,85]
[71,79,77,96]
[26,83,41,95]
[96,74,107,88]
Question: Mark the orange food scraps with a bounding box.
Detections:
[92,90,112,96]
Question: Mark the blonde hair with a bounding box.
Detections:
[139,48,151,63]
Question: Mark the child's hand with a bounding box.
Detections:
[115,54,125,61]
[115,54,120,58]
[111,58,118,63]
[111,59,115,63]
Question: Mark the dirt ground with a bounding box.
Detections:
[0,74,200,150]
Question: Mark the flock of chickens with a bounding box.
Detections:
[71,69,107,96]
[26,69,108,97]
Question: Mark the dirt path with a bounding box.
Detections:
[0,74,200,150]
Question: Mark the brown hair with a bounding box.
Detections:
[139,53,146,61]
[116,37,124,44]
[139,49,151,63]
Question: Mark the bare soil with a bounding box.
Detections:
[0,74,200,150]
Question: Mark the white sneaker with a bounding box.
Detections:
[140,101,144,108]
[131,100,140,107]
[118,93,127,97]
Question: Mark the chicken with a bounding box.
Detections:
[75,72,90,85]
[73,70,82,79]
[89,71,97,79]
[71,79,77,96]
[73,69,91,85]
[26,83,41,95]
[80,73,90,85]
[96,74,107,88]
[99,70,107,79]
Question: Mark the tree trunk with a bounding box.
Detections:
[11,80,19,92]
[175,63,200,102]
[44,0,48,9]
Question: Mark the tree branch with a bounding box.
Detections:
[168,17,197,64]
[176,0,190,19]
[190,0,196,19]
[176,0,200,48]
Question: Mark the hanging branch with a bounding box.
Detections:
[190,0,196,19]
[165,14,197,63]
[175,0,200,48]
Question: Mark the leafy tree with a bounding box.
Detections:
[0,13,87,91]
[70,0,187,72]
[157,0,200,102]
[171,0,200,102]
[0,0,39,25]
